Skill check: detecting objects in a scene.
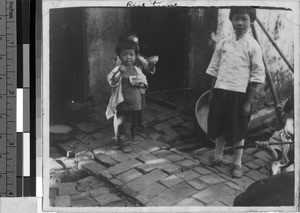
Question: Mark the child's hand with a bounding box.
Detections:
[242,102,251,117]
[255,141,270,150]
[119,65,127,73]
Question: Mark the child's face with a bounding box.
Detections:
[231,13,251,36]
[120,49,136,67]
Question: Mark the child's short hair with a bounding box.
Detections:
[118,32,138,43]
[229,7,257,22]
[115,39,139,56]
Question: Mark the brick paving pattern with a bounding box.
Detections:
[50,102,272,207]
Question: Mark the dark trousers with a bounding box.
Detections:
[114,110,138,147]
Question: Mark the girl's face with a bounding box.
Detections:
[120,49,136,67]
[232,13,251,36]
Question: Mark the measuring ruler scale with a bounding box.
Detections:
[0,0,17,197]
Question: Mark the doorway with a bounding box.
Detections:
[131,8,189,96]
[50,8,87,122]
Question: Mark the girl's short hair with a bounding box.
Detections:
[229,7,257,22]
[115,39,139,56]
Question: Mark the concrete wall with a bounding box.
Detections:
[216,9,294,110]
[85,8,130,104]
[187,8,218,100]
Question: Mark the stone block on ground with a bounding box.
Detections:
[134,182,167,204]
[95,193,121,206]
[193,166,213,175]
[168,116,184,126]
[110,178,125,188]
[224,181,244,191]
[131,144,150,155]
[156,134,176,144]
[153,121,172,131]
[199,174,225,185]
[206,201,226,206]
[149,140,171,150]
[116,169,143,184]
[192,183,236,204]
[151,182,198,206]
[152,150,173,158]
[219,193,238,206]
[165,154,185,162]
[253,159,268,167]
[186,178,208,191]
[136,153,158,163]
[94,153,118,167]
[259,167,269,176]
[254,151,270,162]
[88,178,106,189]
[55,195,71,207]
[245,170,269,181]
[77,176,95,183]
[147,132,163,140]
[89,186,110,197]
[161,127,181,138]
[76,182,92,192]
[175,159,199,170]
[136,158,171,173]
[181,121,194,129]
[71,192,90,201]
[176,170,201,181]
[80,160,107,177]
[50,182,77,189]
[175,197,205,206]
[71,197,99,207]
[159,175,184,188]
[214,165,232,177]
[175,126,194,137]
[125,169,168,193]
[244,161,260,169]
[173,143,200,151]
[106,159,142,176]
[230,176,256,189]
[135,140,160,153]
[161,164,181,175]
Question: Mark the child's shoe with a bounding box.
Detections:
[207,156,223,166]
[121,145,132,153]
[232,164,243,178]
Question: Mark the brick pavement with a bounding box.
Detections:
[50,101,270,207]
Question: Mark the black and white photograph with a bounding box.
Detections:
[42,0,299,211]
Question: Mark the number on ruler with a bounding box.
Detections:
[8,141,14,146]
[7,90,14,95]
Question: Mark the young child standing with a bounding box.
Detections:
[206,7,265,178]
[106,40,148,153]
[116,33,158,130]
